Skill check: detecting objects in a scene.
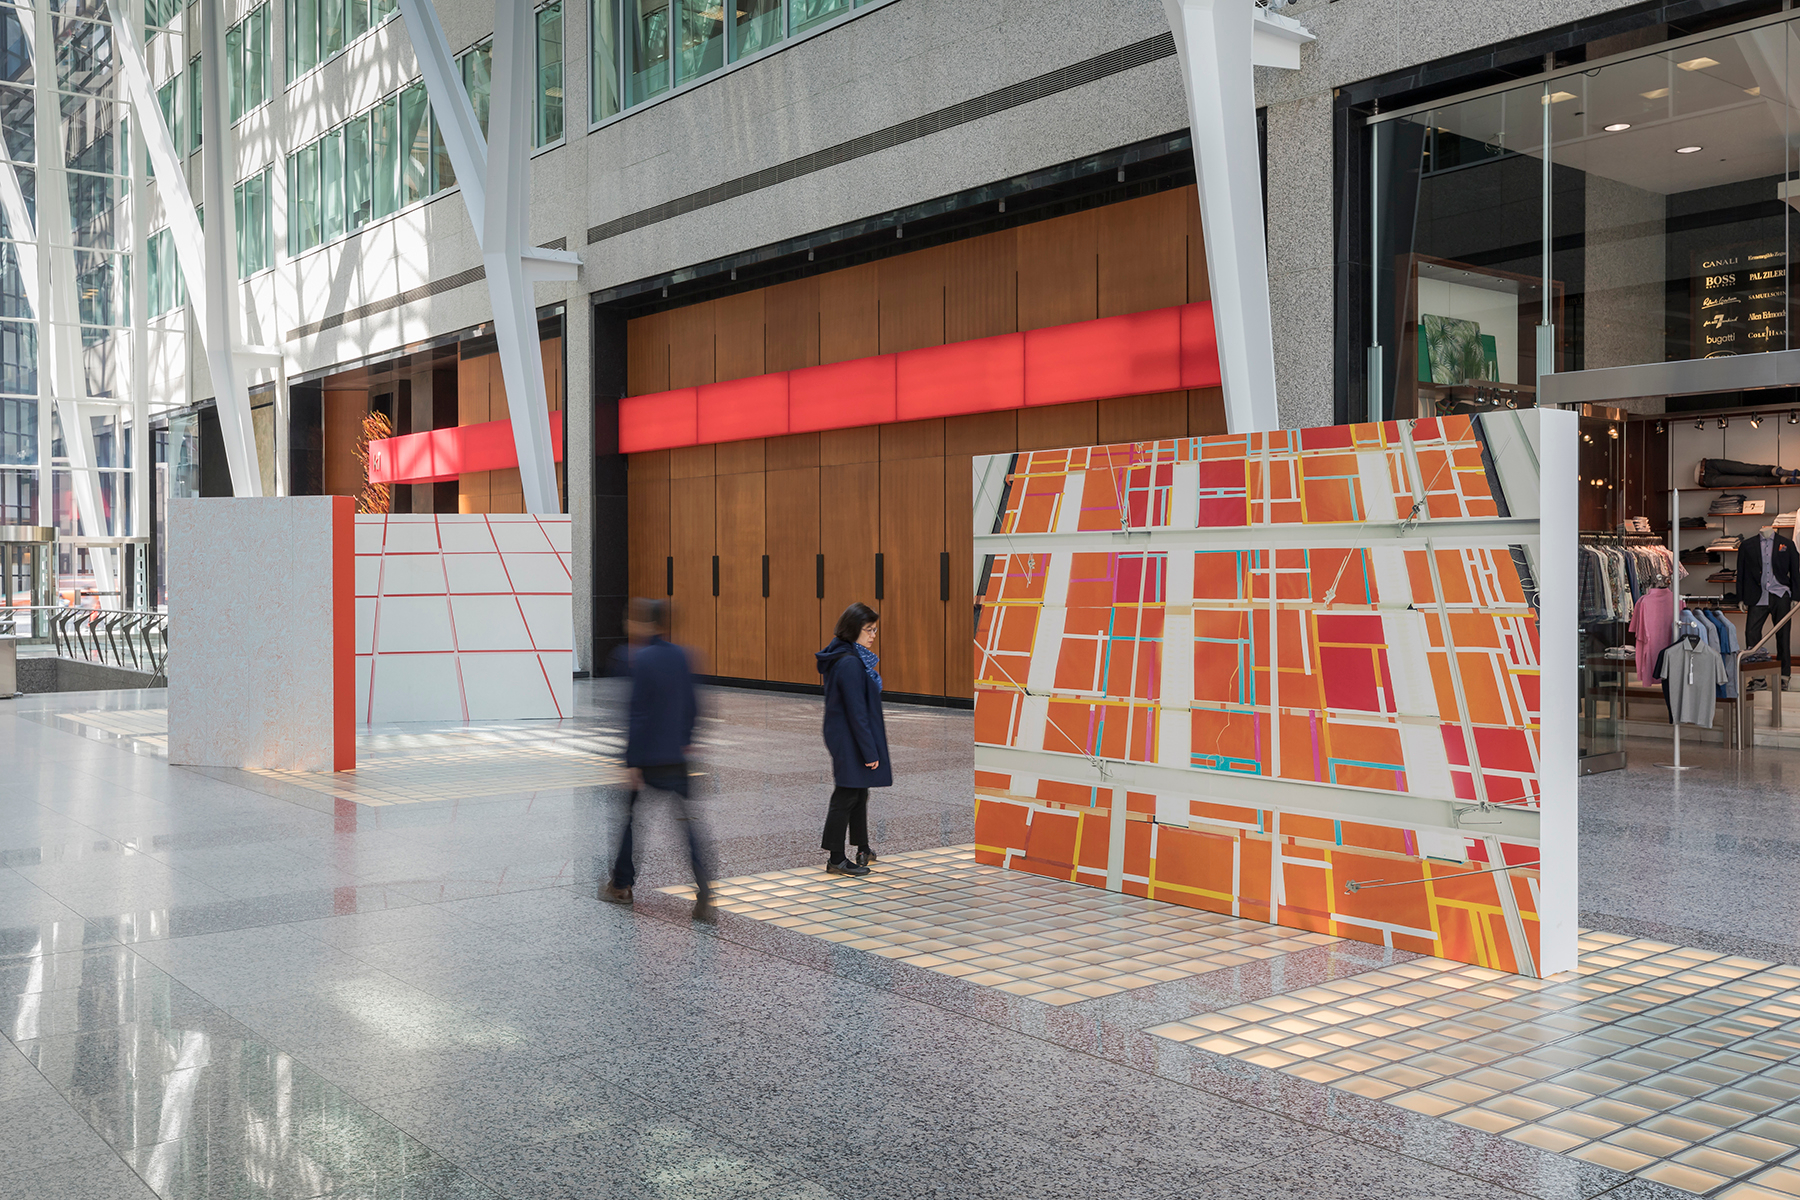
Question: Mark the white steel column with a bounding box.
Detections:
[29,0,118,597]
[196,0,259,496]
[107,0,263,496]
[128,0,150,580]
[397,0,579,517]
[1162,0,1301,435]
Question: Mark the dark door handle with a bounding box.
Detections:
[666,556,673,596]
[762,554,770,599]
[875,552,884,601]
[712,555,720,597]
[940,551,949,602]
[815,554,824,600]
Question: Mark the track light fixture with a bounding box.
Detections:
[1655,421,1665,434]
[1608,425,1620,438]
[1696,420,1706,430]
[1720,416,1730,429]
[1790,410,1798,425]
[1751,413,1763,428]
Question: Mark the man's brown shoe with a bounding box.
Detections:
[600,883,633,905]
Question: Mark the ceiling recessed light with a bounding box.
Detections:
[1747,86,1762,96]
[1604,122,1632,132]
[1677,145,1703,153]
[1642,87,1671,99]
[1542,90,1577,104]
[1678,56,1719,71]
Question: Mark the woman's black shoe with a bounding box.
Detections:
[826,858,871,877]
[855,848,877,868]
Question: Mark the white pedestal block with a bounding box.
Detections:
[167,497,355,771]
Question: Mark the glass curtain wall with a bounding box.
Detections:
[3,0,152,605]
[1367,16,1800,422]
[603,0,881,119]
[285,0,396,81]
[286,81,453,257]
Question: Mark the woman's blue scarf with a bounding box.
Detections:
[854,643,882,690]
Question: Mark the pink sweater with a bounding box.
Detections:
[1629,587,1684,683]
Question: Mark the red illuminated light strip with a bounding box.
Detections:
[620,301,1221,454]
[366,418,566,486]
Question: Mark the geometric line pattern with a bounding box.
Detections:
[357,514,574,724]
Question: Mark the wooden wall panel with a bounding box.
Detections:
[821,425,880,466]
[819,462,879,648]
[1017,208,1097,331]
[539,337,565,410]
[628,451,671,604]
[714,439,764,476]
[1018,401,1098,451]
[879,456,946,697]
[945,230,1018,343]
[670,445,716,479]
[764,277,819,373]
[1099,393,1189,444]
[766,467,821,684]
[667,300,717,389]
[670,475,717,670]
[323,390,368,498]
[879,244,946,354]
[945,411,1017,458]
[819,262,880,364]
[714,291,766,384]
[881,419,943,462]
[715,472,765,680]
[767,432,820,471]
[626,310,669,396]
[1185,184,1210,303]
[944,450,976,700]
[1190,388,1228,436]
[1097,191,1191,318]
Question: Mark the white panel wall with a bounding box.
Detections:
[356,514,573,722]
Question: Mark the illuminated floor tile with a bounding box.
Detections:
[661,846,1346,1004]
[1142,934,1800,1198]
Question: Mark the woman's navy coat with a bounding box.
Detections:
[817,639,893,788]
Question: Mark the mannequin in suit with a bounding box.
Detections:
[1741,525,1799,689]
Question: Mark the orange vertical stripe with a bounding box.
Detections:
[332,497,356,772]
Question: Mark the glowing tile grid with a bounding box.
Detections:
[972,415,1554,975]
[661,846,1340,1004]
[1150,930,1800,1198]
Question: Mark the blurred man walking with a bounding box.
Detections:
[601,598,714,919]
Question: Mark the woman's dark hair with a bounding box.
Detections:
[834,602,879,644]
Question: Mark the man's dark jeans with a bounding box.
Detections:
[611,762,711,894]
[1749,593,1794,677]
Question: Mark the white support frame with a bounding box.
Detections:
[398,0,580,517]
[26,0,117,598]
[109,0,275,498]
[1163,0,1312,435]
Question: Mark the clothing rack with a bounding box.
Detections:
[1580,532,1671,543]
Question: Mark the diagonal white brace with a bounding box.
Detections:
[397,0,568,515]
[1163,0,1284,435]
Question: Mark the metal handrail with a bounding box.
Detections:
[14,605,169,686]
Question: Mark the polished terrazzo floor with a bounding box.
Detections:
[0,687,1795,1199]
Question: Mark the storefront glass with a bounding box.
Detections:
[1367,14,1800,420]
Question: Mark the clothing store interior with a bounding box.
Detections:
[1577,403,1800,773]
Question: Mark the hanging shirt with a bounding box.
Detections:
[1658,635,1726,727]
[1629,587,1682,683]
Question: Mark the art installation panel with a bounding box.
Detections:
[355,514,573,723]
[970,411,1576,977]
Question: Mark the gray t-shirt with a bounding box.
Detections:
[1658,638,1726,727]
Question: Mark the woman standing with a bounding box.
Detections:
[816,603,890,876]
